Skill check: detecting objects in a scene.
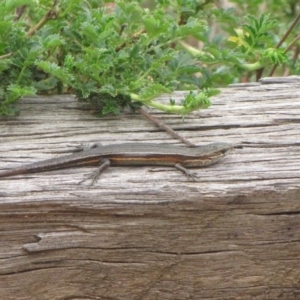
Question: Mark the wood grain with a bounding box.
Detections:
[0,76,300,299]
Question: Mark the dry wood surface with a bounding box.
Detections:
[0,76,300,299]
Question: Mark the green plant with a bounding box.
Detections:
[0,0,216,116]
[179,0,300,83]
[0,0,299,117]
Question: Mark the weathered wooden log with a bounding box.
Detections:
[0,76,300,299]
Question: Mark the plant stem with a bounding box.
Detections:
[137,108,196,146]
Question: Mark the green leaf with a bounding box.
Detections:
[183,90,212,110]
[4,0,33,11]
[6,84,36,103]
[36,61,74,85]
[138,84,171,101]
[42,34,64,49]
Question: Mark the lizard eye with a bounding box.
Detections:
[221,148,229,154]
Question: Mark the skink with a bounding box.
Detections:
[0,142,233,182]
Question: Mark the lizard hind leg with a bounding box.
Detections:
[78,158,111,185]
[175,163,198,181]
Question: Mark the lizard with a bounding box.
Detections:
[0,142,233,183]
